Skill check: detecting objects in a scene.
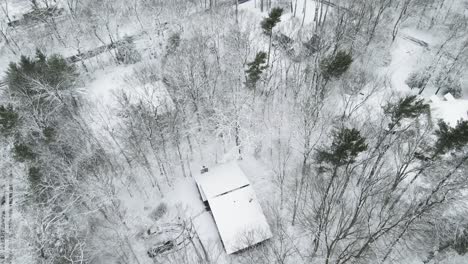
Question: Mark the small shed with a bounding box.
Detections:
[194,161,272,254]
[443,92,455,102]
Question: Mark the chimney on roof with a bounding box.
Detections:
[200,166,209,174]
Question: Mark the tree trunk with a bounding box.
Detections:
[236,0,239,24]
[267,33,272,66]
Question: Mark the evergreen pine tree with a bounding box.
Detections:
[383,95,429,129]
[0,104,19,135]
[453,227,468,255]
[13,142,36,162]
[320,50,353,80]
[261,7,283,64]
[43,126,56,143]
[434,119,468,155]
[6,49,77,97]
[245,51,268,89]
[261,7,283,36]
[28,166,42,191]
[316,127,368,166]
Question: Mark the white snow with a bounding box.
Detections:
[121,81,174,113]
[86,65,135,106]
[383,27,467,127]
[429,95,441,104]
[431,97,468,126]
[443,92,455,102]
[384,29,431,92]
[192,211,225,254]
[193,160,273,254]
[208,185,272,254]
[194,161,250,201]
[1,0,31,19]
[239,0,322,27]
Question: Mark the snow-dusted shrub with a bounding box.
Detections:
[405,69,430,90]
[166,33,181,56]
[434,73,462,98]
[150,203,168,221]
[453,227,468,255]
[441,84,462,98]
[116,36,142,65]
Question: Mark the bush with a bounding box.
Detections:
[149,203,168,221]
[453,228,468,255]
[116,36,141,65]
[434,73,462,98]
[166,33,181,55]
[442,86,462,98]
[405,70,430,90]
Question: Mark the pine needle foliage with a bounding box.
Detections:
[317,127,368,166]
[13,142,36,162]
[320,50,353,80]
[261,8,283,36]
[383,95,429,128]
[245,51,268,89]
[0,104,19,135]
[434,119,468,155]
[6,49,77,97]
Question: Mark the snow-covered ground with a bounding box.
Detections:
[382,26,468,126]
[431,97,468,126]
[1,0,467,263]
[384,28,433,93]
[115,155,275,263]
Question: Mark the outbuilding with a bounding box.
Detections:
[194,161,272,254]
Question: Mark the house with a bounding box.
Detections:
[194,161,272,254]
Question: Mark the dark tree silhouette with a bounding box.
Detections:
[320,51,353,80]
[261,7,283,64]
[245,51,268,89]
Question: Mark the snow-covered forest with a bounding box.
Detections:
[0,0,467,263]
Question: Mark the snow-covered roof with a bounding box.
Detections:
[443,93,455,101]
[208,185,272,254]
[193,161,272,254]
[194,161,250,201]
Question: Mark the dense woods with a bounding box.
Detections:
[0,0,467,263]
